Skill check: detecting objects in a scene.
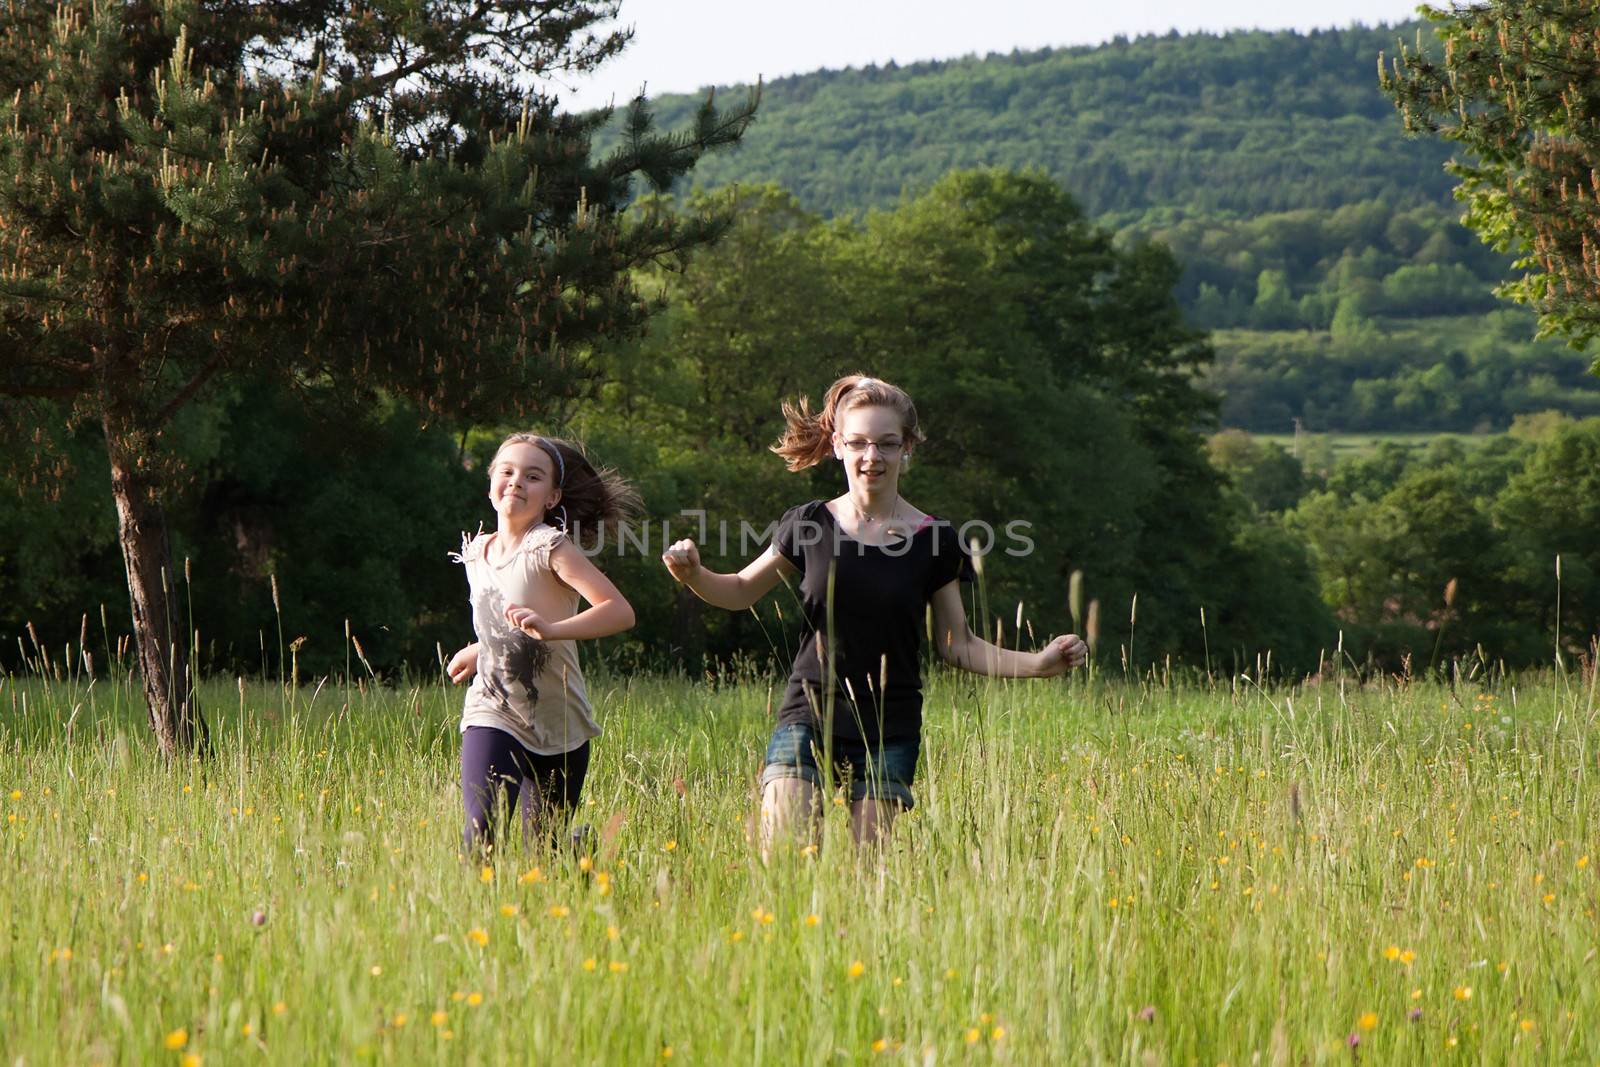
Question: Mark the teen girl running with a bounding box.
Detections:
[446,433,638,857]
[661,374,1087,854]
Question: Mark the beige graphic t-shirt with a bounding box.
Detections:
[454,524,597,755]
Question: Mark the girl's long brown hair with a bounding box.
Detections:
[491,433,640,548]
[770,373,924,471]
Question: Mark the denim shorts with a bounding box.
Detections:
[759,722,920,810]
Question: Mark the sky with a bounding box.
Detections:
[556,0,1427,110]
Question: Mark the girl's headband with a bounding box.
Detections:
[535,437,566,487]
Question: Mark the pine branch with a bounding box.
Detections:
[154,350,230,426]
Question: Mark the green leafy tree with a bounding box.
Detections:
[1495,417,1600,657]
[1381,2,1600,358]
[1207,430,1311,513]
[0,1,754,755]
[1291,458,1530,668]
[832,169,1167,641]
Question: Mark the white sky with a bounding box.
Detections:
[557,0,1427,110]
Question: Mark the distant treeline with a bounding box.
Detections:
[1211,416,1600,668]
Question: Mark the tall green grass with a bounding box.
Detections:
[2,653,1597,1064]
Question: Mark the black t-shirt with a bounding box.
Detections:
[771,500,975,743]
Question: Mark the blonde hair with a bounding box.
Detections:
[491,433,641,548]
[770,374,924,472]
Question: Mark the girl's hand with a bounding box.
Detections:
[1036,634,1089,677]
[504,604,551,639]
[445,643,479,684]
[661,538,702,584]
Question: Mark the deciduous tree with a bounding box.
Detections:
[1381,2,1600,358]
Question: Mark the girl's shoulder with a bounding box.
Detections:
[771,501,828,566]
[517,523,567,566]
[783,499,829,522]
[774,500,833,537]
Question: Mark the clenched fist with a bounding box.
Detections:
[445,643,479,684]
[504,603,551,639]
[1036,634,1089,677]
[661,538,702,585]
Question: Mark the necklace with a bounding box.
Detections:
[848,498,906,541]
[850,498,897,525]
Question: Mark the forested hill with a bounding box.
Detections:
[625,23,1451,222]
[607,22,1600,435]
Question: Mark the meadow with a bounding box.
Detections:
[3,646,1598,1065]
[1255,431,1496,464]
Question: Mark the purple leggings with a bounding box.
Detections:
[460,726,590,855]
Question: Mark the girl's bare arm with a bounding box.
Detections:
[928,581,1086,678]
[662,540,794,611]
[504,541,636,641]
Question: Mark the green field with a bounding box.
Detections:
[4,654,1598,1065]
[1255,431,1499,464]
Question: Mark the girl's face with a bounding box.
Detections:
[489,442,562,527]
[833,405,909,495]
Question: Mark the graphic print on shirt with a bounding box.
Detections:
[472,584,551,718]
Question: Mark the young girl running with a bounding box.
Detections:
[446,433,638,857]
[661,374,1087,854]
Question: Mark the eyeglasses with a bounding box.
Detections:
[839,437,904,457]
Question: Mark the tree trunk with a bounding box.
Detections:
[103,425,209,759]
[672,584,706,664]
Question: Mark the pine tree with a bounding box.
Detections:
[0,1,755,757]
